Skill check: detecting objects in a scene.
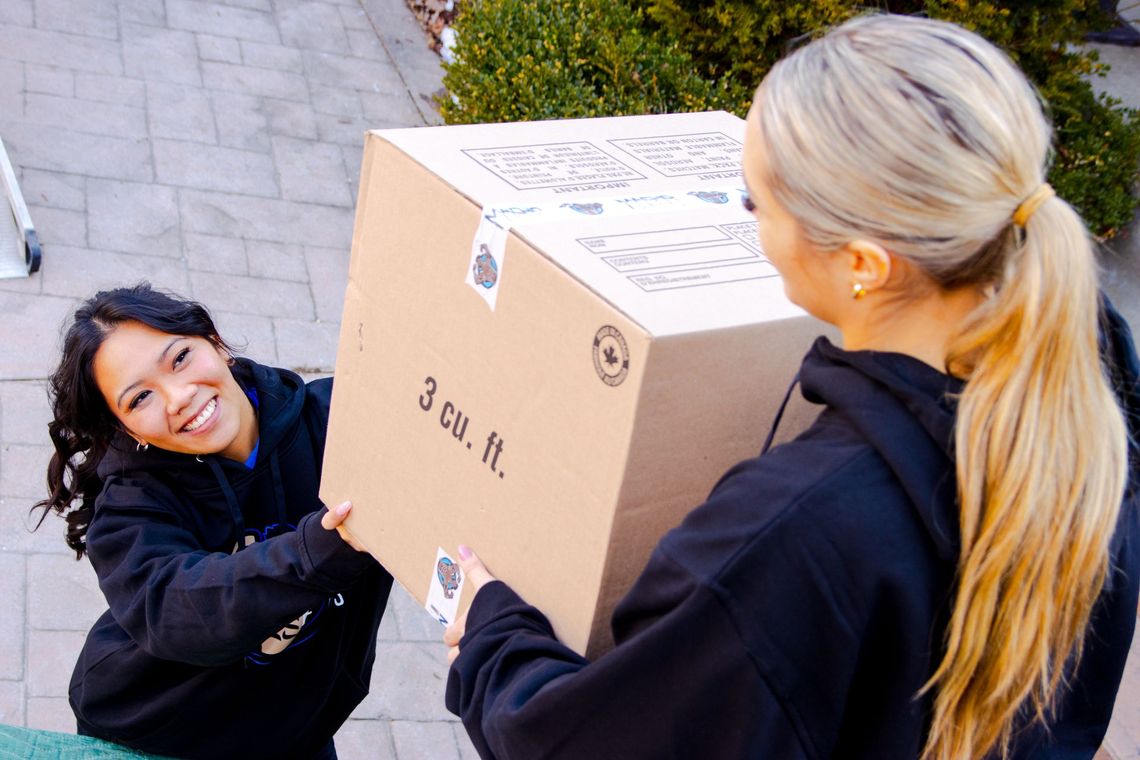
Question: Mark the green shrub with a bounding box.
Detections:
[439,0,736,124]
[1044,58,1140,238]
[918,1,1140,238]
[640,0,853,115]
[442,0,1139,237]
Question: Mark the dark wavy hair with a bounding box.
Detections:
[34,283,233,559]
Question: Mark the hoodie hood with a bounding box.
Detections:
[793,295,1140,565]
[1101,297,1140,494]
[798,337,964,562]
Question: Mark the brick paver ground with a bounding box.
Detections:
[0,1,1137,759]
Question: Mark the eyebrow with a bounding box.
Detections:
[115,337,183,409]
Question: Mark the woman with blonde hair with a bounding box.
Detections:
[442,13,1140,759]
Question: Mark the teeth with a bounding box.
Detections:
[183,398,217,432]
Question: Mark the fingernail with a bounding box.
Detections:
[458,544,472,560]
[336,502,351,516]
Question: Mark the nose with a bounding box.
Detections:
[165,381,196,418]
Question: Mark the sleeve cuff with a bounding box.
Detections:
[460,580,557,646]
[298,510,377,587]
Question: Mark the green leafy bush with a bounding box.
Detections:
[640,0,852,115]
[1044,59,1140,238]
[442,0,1139,237]
[439,0,735,124]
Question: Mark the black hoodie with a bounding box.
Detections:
[446,305,1140,759]
[70,360,393,759]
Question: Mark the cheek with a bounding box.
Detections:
[203,354,235,386]
[755,221,776,259]
[757,224,792,273]
[120,408,160,437]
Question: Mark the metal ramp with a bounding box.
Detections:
[0,136,41,278]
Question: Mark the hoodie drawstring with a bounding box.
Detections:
[206,457,246,539]
[269,452,288,525]
[761,372,801,456]
[202,454,289,536]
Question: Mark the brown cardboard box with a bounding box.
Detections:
[320,112,826,657]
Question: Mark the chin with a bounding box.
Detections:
[214,428,244,457]
[782,287,805,309]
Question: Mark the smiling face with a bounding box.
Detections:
[93,321,256,461]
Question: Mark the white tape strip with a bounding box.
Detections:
[466,187,747,310]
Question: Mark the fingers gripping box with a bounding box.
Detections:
[320,112,826,657]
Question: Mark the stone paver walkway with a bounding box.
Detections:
[0,0,477,757]
[0,1,1137,759]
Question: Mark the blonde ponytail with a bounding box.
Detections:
[927,192,1128,759]
[752,14,1130,759]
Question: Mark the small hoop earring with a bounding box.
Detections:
[136,441,149,452]
[852,282,867,300]
[195,455,205,463]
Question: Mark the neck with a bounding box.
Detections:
[840,285,983,375]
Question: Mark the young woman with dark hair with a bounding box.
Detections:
[442,15,1140,760]
[35,283,392,760]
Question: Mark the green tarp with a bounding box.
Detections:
[0,726,168,759]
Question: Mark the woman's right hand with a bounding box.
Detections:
[320,501,368,553]
[443,545,497,663]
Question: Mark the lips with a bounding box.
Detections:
[181,397,218,433]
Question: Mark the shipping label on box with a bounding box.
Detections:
[321,112,826,657]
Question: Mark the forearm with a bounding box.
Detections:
[445,567,810,760]
[92,510,375,665]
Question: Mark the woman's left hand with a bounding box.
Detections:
[444,545,497,664]
[320,501,368,553]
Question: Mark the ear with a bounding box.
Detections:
[842,239,892,295]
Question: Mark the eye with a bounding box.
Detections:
[128,390,151,411]
[172,347,191,368]
[741,193,756,212]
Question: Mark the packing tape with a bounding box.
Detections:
[466,187,747,310]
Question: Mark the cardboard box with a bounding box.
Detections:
[321,111,826,657]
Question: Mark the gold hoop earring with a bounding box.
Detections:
[852,282,867,300]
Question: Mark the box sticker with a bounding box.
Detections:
[425,546,466,626]
[466,212,510,310]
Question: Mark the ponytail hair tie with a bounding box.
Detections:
[1012,183,1054,228]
